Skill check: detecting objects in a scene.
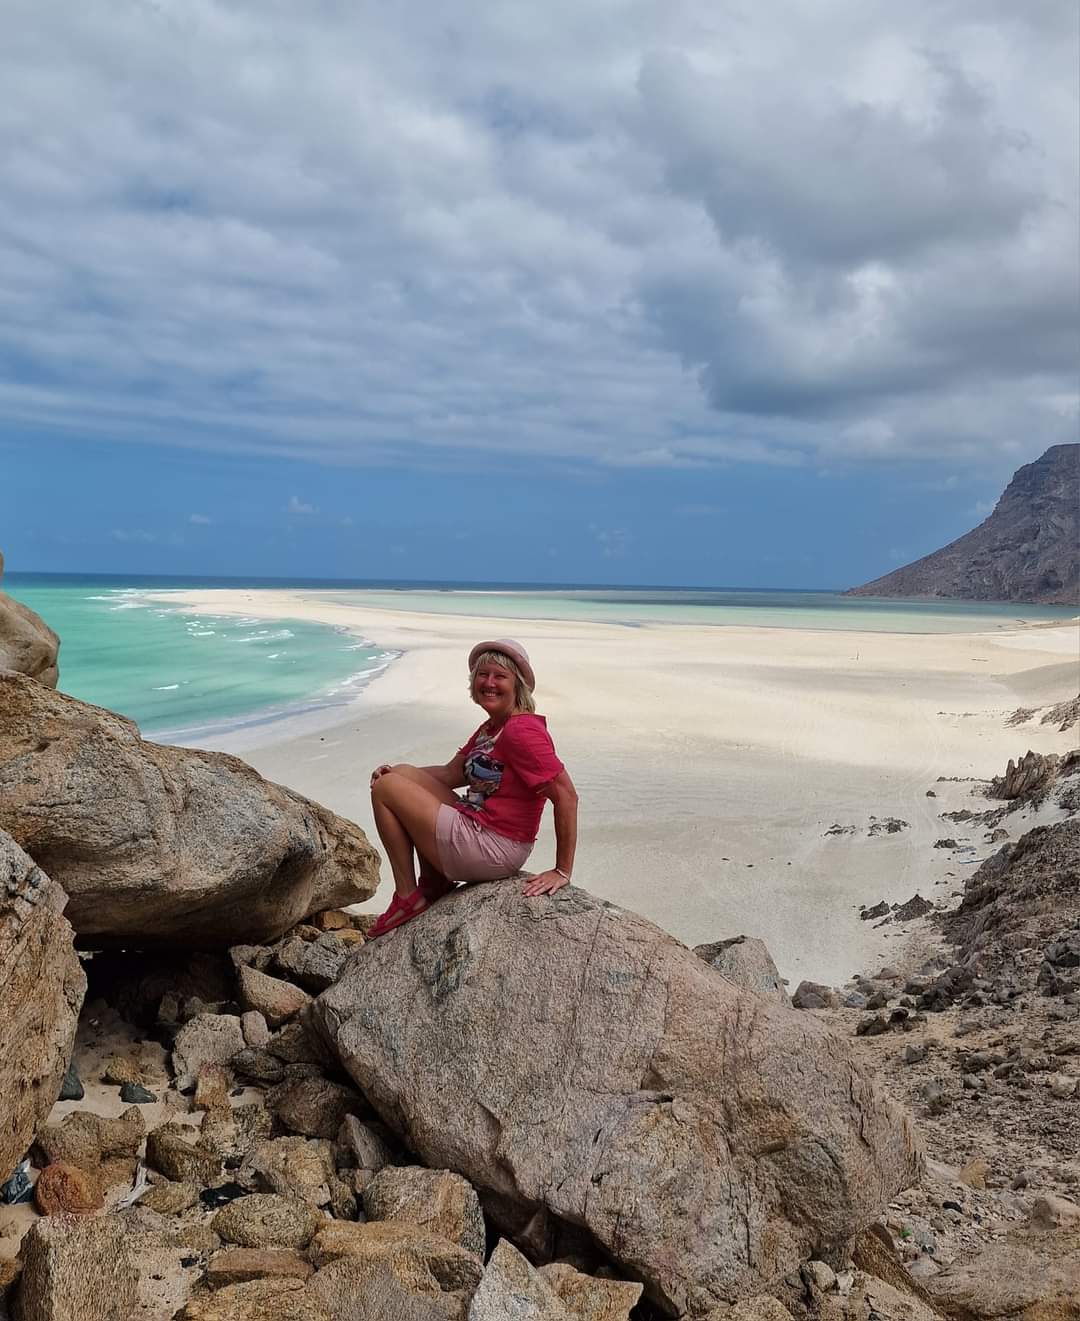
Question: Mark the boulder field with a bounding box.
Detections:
[314,883,922,1316]
[0,672,379,947]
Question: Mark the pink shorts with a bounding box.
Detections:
[435,804,533,882]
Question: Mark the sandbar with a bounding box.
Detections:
[153,589,1079,987]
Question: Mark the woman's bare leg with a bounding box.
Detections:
[370,770,455,897]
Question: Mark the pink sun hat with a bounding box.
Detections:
[468,638,536,691]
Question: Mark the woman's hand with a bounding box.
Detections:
[369,763,393,788]
[521,869,570,897]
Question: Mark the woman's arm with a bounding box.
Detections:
[522,770,578,897]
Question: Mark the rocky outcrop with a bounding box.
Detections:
[0,551,60,685]
[0,593,60,686]
[694,934,789,1002]
[314,884,920,1316]
[0,830,85,1181]
[0,672,380,947]
[847,443,1080,604]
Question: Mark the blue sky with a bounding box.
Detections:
[2,1,1077,588]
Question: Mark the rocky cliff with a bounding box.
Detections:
[847,444,1079,605]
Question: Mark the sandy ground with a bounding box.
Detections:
[152,590,1078,988]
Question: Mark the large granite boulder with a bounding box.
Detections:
[315,884,921,1317]
[0,583,60,686]
[0,672,380,947]
[0,830,85,1180]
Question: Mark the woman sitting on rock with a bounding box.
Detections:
[367,639,577,938]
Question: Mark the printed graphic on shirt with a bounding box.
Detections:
[462,729,503,810]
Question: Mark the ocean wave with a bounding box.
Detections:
[152,684,180,691]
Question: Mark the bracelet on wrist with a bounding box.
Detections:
[554,867,572,881]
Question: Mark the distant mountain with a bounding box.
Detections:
[847,444,1079,606]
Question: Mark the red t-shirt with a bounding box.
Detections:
[453,713,565,843]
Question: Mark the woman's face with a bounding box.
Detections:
[472,661,516,721]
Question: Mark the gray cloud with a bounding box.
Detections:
[1,0,1075,476]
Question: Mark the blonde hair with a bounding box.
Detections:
[469,650,536,715]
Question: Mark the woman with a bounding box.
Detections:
[367,638,578,938]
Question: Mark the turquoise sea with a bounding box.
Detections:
[6,573,1076,740]
[3,574,397,740]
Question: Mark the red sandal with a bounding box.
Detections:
[367,887,430,939]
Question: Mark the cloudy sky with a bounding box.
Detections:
[2,0,1076,586]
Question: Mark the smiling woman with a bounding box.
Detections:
[366,637,578,938]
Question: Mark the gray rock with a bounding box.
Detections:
[0,587,59,686]
[212,1193,323,1250]
[791,980,839,1009]
[120,1081,157,1104]
[173,1013,246,1091]
[469,1239,572,1320]
[338,1116,395,1174]
[363,1165,486,1257]
[0,831,85,1180]
[267,1075,361,1139]
[238,966,311,1028]
[242,1010,271,1047]
[0,672,380,947]
[314,883,919,1316]
[146,1123,222,1185]
[232,1047,287,1085]
[693,935,789,1003]
[273,935,350,992]
[13,1214,138,1321]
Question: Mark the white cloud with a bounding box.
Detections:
[189,513,211,524]
[286,496,318,516]
[111,529,157,543]
[1,1,1075,478]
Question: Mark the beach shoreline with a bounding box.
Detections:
[149,587,1079,987]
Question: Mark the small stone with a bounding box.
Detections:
[904,1044,929,1065]
[1048,1073,1077,1099]
[34,1161,104,1216]
[120,1081,157,1104]
[791,981,838,1009]
[266,1076,360,1140]
[334,929,365,947]
[241,1011,270,1049]
[206,1247,315,1286]
[363,1165,486,1257]
[958,1158,989,1189]
[309,910,352,932]
[194,1063,233,1113]
[264,1021,332,1068]
[237,967,311,1028]
[337,1117,395,1174]
[238,1137,334,1209]
[172,1014,246,1091]
[231,1048,286,1085]
[538,1260,643,1319]
[58,1059,84,1101]
[146,1123,222,1185]
[803,1260,837,1294]
[211,1194,323,1250]
[141,1179,201,1215]
[178,1277,322,1321]
[102,1054,144,1086]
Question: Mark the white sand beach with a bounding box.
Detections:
[156,590,1079,987]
